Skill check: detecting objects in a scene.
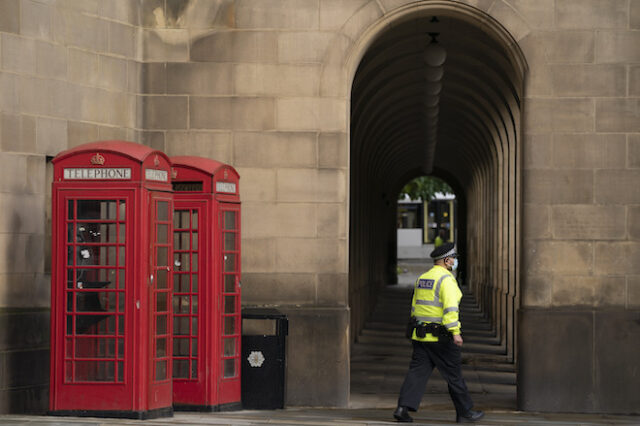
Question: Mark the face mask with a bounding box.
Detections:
[449,258,458,271]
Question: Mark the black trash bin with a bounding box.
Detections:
[241,308,288,409]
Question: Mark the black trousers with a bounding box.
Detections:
[397,339,473,414]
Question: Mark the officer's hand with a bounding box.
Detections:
[453,334,463,347]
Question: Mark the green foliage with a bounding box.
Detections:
[398,176,453,201]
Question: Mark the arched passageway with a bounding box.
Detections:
[348,10,526,370]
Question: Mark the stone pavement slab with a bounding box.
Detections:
[2,408,640,426]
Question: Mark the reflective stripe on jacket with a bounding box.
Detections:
[410,264,462,342]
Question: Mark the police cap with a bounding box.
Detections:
[430,242,456,260]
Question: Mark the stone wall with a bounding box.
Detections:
[517,0,640,413]
[0,0,141,412]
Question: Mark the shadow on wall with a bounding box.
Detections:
[0,167,51,413]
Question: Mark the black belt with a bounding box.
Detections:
[406,318,452,340]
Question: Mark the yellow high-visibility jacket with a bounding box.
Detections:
[410,264,462,342]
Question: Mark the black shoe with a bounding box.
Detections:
[393,406,413,423]
[456,409,484,423]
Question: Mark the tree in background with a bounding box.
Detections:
[398,176,452,201]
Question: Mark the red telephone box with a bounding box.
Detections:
[170,156,241,411]
[50,141,174,419]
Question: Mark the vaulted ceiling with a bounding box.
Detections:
[351,15,522,195]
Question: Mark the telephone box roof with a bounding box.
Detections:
[171,156,237,177]
[53,140,160,163]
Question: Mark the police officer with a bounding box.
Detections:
[393,242,484,423]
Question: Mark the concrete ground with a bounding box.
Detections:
[2,408,640,425]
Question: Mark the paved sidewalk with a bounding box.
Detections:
[2,408,640,426]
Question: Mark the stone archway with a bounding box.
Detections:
[334,2,528,402]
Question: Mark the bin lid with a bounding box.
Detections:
[242,308,287,320]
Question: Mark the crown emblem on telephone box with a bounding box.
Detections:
[90,153,105,165]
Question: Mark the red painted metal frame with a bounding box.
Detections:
[50,141,173,418]
[170,156,241,410]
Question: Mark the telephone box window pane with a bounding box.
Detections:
[76,361,115,382]
[174,253,189,271]
[156,293,168,312]
[118,269,125,289]
[157,201,169,221]
[174,338,189,356]
[77,200,117,220]
[156,338,166,357]
[157,224,168,244]
[224,254,235,272]
[118,294,125,312]
[67,247,73,266]
[224,232,235,251]
[192,274,198,292]
[66,293,73,312]
[83,223,116,243]
[75,268,114,288]
[118,247,125,266]
[66,316,73,334]
[117,362,124,382]
[192,232,198,250]
[174,232,190,250]
[118,316,124,335]
[75,314,113,335]
[173,359,188,379]
[191,360,198,379]
[192,211,198,229]
[67,270,75,289]
[191,339,198,356]
[119,223,126,243]
[156,360,167,381]
[224,317,235,335]
[157,269,168,289]
[157,247,168,267]
[192,296,198,314]
[157,316,167,334]
[68,200,74,220]
[174,210,189,229]
[102,292,117,312]
[107,201,117,220]
[192,254,198,272]
[224,275,235,293]
[67,224,74,243]
[223,359,235,378]
[174,296,189,314]
[75,338,116,358]
[174,317,189,335]
[224,296,236,313]
[76,292,107,312]
[224,211,236,230]
[223,338,236,356]
[191,317,198,335]
[174,274,187,293]
[118,338,124,358]
[118,201,126,220]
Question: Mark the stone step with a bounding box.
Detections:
[351,284,516,403]
[356,333,504,350]
[351,362,516,385]
[350,372,516,395]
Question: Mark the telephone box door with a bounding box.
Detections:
[52,192,133,410]
[172,201,209,403]
[218,203,241,404]
[147,194,174,409]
